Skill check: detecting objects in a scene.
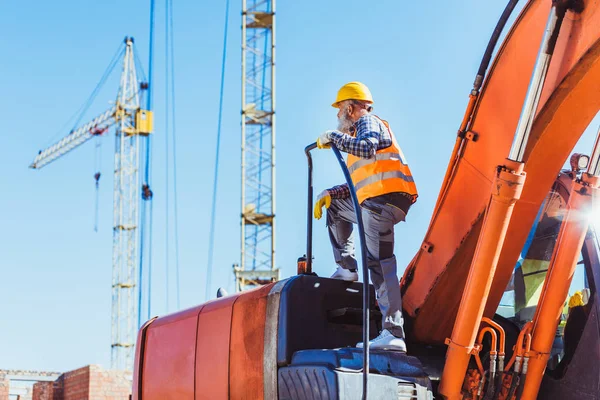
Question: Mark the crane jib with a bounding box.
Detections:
[30,106,117,169]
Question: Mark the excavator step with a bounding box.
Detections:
[279,348,432,399]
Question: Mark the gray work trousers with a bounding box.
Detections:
[327,196,406,338]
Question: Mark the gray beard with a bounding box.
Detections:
[337,115,354,133]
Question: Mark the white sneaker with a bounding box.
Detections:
[356,329,407,352]
[330,266,359,282]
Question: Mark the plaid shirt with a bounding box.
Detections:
[327,114,392,199]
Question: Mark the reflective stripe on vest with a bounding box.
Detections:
[347,152,406,175]
[354,170,415,192]
[346,116,417,204]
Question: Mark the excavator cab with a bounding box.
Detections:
[504,171,600,398]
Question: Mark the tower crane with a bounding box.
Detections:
[30,37,153,371]
[234,0,279,292]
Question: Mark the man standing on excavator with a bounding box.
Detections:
[314,82,418,352]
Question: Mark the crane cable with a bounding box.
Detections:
[42,44,124,149]
[43,44,123,230]
[93,137,102,232]
[206,0,231,301]
[168,0,181,310]
[164,0,181,312]
[73,44,124,130]
[139,0,157,327]
[86,45,125,233]
[165,0,171,313]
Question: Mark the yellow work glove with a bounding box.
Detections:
[316,130,335,149]
[314,190,332,220]
[316,138,331,149]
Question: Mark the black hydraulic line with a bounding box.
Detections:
[492,371,504,400]
[304,142,370,399]
[515,373,527,399]
[459,0,520,138]
[506,372,520,400]
[483,373,496,400]
[474,0,520,92]
[330,144,370,400]
[432,0,521,230]
[304,143,316,272]
[491,371,503,400]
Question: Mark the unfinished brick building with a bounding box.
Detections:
[0,365,131,400]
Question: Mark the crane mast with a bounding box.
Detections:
[235,0,279,292]
[30,37,152,371]
[111,38,143,371]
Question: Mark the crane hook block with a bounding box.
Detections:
[136,109,154,136]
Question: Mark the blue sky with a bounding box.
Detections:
[0,0,596,372]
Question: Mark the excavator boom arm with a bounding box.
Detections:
[401,0,600,343]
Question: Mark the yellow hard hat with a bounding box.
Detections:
[332,82,374,108]
[568,291,584,309]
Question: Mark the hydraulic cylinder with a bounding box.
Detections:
[520,177,598,399]
[438,160,525,400]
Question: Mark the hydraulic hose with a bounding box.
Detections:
[506,372,521,400]
[331,144,370,400]
[474,0,521,92]
[492,371,506,400]
[481,318,505,399]
[429,0,521,229]
[483,356,496,400]
[304,142,370,399]
[515,374,527,399]
[462,0,520,134]
[477,327,498,400]
[515,334,531,399]
[477,373,486,399]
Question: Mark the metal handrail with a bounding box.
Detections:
[304,143,317,272]
[305,142,370,399]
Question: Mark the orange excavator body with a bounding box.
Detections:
[133,285,274,399]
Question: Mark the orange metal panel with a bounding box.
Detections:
[229,284,273,400]
[407,161,488,342]
[142,306,202,400]
[401,0,548,329]
[195,295,238,400]
[410,214,484,342]
[402,0,600,344]
[132,317,157,400]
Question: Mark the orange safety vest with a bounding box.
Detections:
[347,116,418,204]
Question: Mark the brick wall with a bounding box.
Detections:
[0,372,9,400]
[87,365,131,400]
[2,366,131,400]
[32,381,61,400]
[61,366,90,400]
